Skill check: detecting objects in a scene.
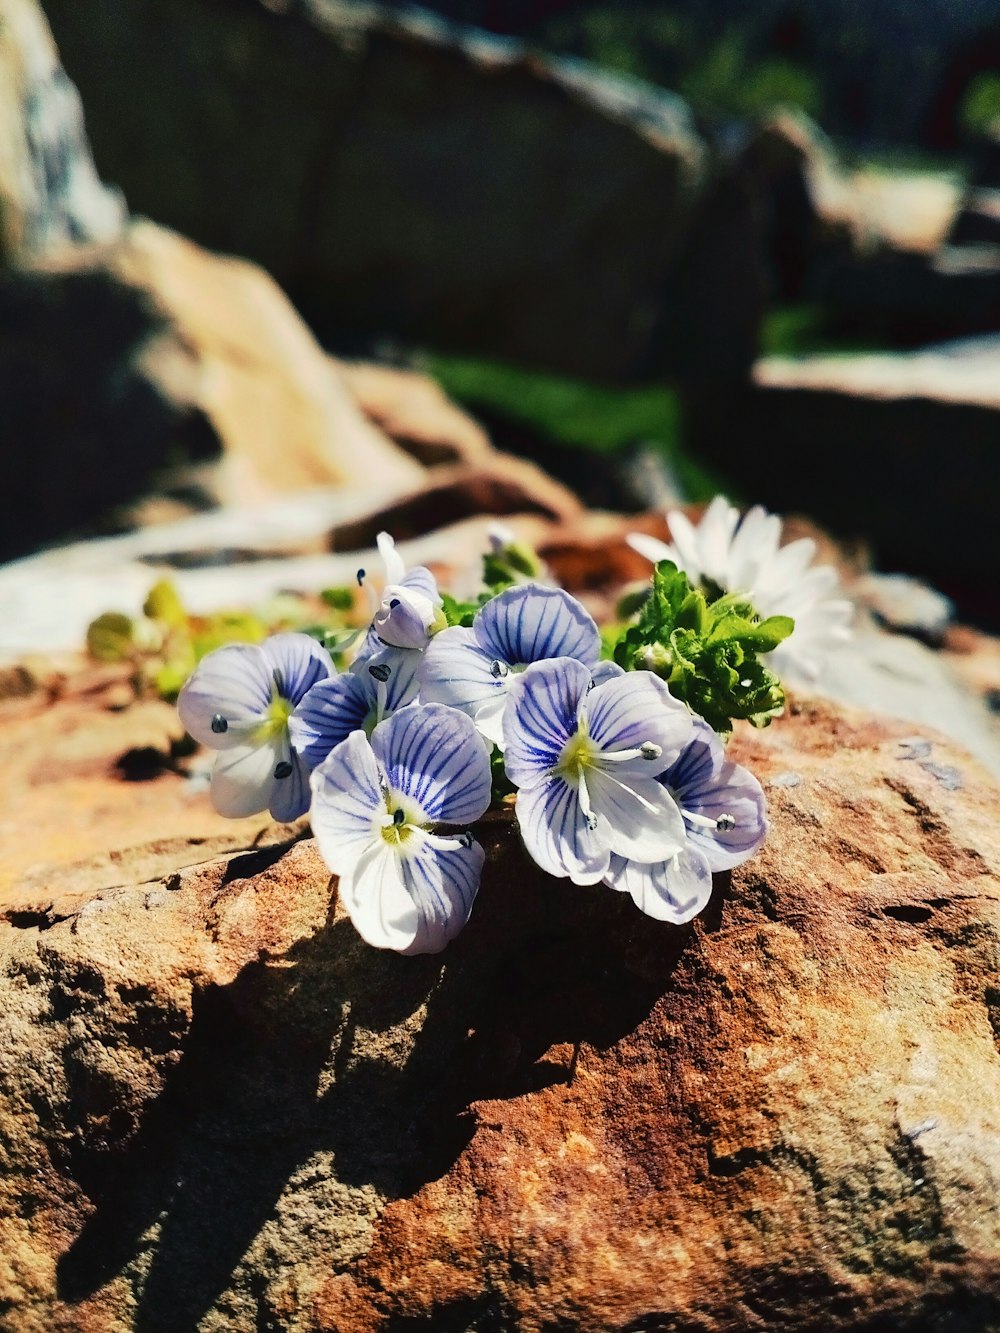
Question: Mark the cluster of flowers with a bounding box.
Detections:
[179,505,850,956]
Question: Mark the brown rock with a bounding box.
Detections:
[0,0,124,266]
[1,675,1000,1330]
[338,362,494,468]
[0,220,427,558]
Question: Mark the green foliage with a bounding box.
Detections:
[425,352,723,501]
[85,580,360,702]
[441,534,546,627]
[959,72,1000,137]
[611,561,792,734]
[86,612,135,662]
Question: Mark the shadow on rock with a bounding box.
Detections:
[57,829,699,1330]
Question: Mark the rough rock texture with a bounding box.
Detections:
[0,0,123,266]
[688,336,1000,591]
[0,220,429,558]
[40,0,717,380]
[2,673,1000,1330]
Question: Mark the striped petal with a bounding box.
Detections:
[663,719,767,872]
[503,657,591,789]
[514,774,609,884]
[289,673,369,771]
[586,767,686,864]
[587,671,692,777]
[261,632,334,705]
[605,845,713,924]
[475,585,600,668]
[352,645,422,714]
[177,642,272,748]
[398,834,485,954]
[418,626,503,722]
[268,745,312,823]
[310,730,384,875]
[371,703,491,825]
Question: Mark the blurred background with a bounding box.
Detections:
[3,0,1000,651]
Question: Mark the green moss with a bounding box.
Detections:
[425,352,722,501]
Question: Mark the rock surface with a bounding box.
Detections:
[1,671,999,1331]
[40,0,717,379]
[690,336,1000,592]
[0,220,429,559]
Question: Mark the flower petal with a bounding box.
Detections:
[475,584,600,668]
[397,834,485,954]
[268,744,312,823]
[289,673,369,770]
[177,643,273,748]
[664,719,767,872]
[261,632,334,705]
[586,671,692,776]
[503,657,592,789]
[590,660,625,686]
[310,730,384,874]
[514,774,609,884]
[419,626,503,721]
[210,737,281,817]
[338,839,421,953]
[586,766,687,863]
[377,530,406,586]
[625,532,674,565]
[606,845,713,924]
[370,703,491,825]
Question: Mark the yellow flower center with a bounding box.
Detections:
[252,692,295,744]
[557,730,597,780]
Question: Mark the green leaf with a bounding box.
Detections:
[86,612,135,662]
[142,580,186,629]
[320,586,355,612]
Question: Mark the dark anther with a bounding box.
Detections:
[368,662,391,682]
[489,659,508,679]
[716,813,736,831]
[274,761,293,780]
[392,808,406,826]
[357,568,366,587]
[586,813,598,831]
[389,598,401,609]
[587,678,597,692]
[210,714,228,734]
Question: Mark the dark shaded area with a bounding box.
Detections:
[0,267,216,560]
[684,383,1000,624]
[57,837,695,1331]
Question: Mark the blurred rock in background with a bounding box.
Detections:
[0,0,124,266]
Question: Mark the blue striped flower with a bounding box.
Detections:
[177,632,333,820]
[419,584,613,747]
[288,645,420,771]
[356,531,445,656]
[503,658,693,886]
[604,718,768,923]
[310,703,492,954]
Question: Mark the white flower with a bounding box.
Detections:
[628,496,853,685]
